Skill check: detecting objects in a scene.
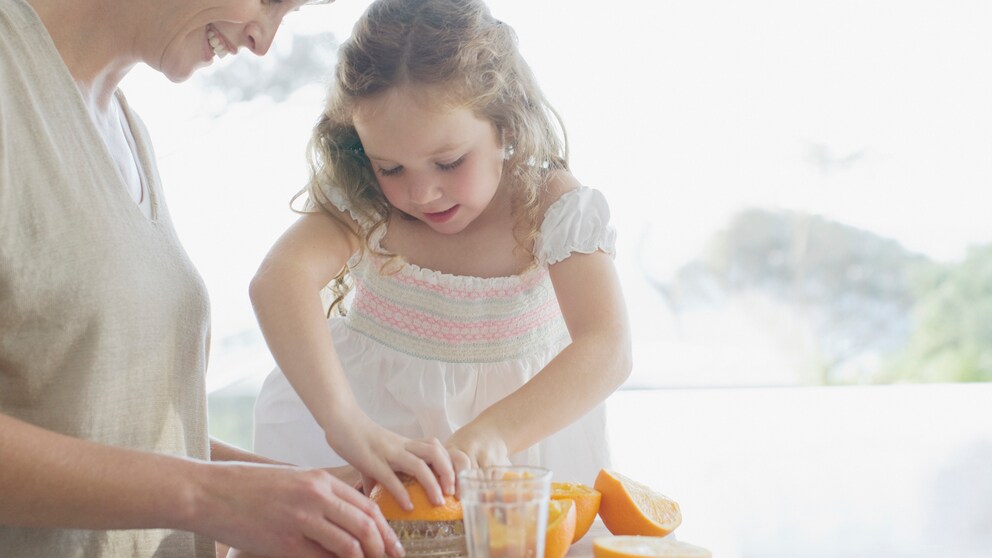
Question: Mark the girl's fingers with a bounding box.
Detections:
[397,452,445,506]
[408,438,456,496]
[373,463,413,511]
[359,473,375,496]
[448,449,473,479]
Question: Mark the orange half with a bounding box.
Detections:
[593,536,711,558]
[593,470,681,537]
[551,481,602,542]
[545,498,577,558]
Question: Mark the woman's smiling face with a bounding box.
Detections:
[155,0,308,83]
[354,86,507,236]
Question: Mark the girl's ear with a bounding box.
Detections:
[500,127,515,160]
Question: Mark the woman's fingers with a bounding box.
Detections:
[210,465,402,558]
[330,479,404,558]
[303,513,367,558]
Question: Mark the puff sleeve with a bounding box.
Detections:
[312,184,369,227]
[535,186,617,266]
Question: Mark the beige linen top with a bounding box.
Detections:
[0,0,213,555]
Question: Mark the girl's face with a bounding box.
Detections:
[354,87,506,236]
[156,0,308,82]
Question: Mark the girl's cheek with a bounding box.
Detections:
[378,178,403,204]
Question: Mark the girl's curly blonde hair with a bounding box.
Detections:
[304,0,568,315]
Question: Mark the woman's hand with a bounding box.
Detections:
[325,414,457,510]
[194,462,403,558]
[444,423,510,470]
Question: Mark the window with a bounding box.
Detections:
[122,2,991,555]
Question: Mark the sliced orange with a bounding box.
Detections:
[593,470,681,536]
[551,481,602,542]
[593,536,711,558]
[545,498,577,558]
[369,475,462,521]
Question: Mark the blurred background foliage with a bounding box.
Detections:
[646,209,991,385]
[886,244,992,383]
[195,32,339,105]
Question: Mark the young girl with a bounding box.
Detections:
[250,0,632,509]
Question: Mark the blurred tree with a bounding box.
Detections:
[647,208,928,384]
[195,32,339,105]
[883,244,992,382]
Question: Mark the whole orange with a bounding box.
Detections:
[593,470,681,537]
[369,476,462,522]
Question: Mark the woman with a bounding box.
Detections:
[0,0,438,556]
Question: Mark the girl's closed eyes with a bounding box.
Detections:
[375,154,469,177]
[438,155,468,171]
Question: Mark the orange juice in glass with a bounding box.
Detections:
[459,466,551,558]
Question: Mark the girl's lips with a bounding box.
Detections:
[423,205,459,223]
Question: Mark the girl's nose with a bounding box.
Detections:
[409,180,442,205]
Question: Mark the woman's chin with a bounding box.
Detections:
[159,55,211,84]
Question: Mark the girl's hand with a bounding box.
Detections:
[444,424,510,470]
[325,414,456,510]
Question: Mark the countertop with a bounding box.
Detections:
[565,521,611,558]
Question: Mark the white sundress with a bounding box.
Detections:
[253,186,616,485]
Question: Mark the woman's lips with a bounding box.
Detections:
[423,205,459,223]
[206,24,233,61]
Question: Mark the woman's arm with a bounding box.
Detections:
[211,437,279,464]
[249,212,456,508]
[0,411,201,530]
[0,411,402,558]
[211,437,362,486]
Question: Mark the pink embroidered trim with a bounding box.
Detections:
[390,267,548,301]
[351,289,561,344]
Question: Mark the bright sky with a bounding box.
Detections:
[122,1,992,391]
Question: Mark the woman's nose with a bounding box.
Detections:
[242,20,277,56]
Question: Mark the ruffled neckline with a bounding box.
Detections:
[336,187,589,289]
[392,258,545,289]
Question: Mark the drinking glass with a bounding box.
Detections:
[458,466,552,558]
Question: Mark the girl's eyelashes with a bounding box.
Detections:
[437,155,467,171]
[375,155,467,177]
